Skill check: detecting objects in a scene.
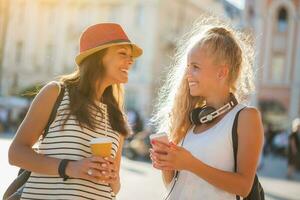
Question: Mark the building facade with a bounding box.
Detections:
[246,0,300,125]
[224,0,300,127]
[1,0,226,118]
[0,0,10,95]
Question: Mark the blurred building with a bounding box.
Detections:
[0,0,10,95]
[147,0,226,117]
[0,0,226,118]
[247,0,300,126]
[225,0,300,127]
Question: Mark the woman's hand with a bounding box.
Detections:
[150,140,195,171]
[102,157,119,184]
[66,156,118,183]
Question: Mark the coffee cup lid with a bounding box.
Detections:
[89,137,113,144]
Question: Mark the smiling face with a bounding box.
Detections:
[186,45,229,97]
[102,44,134,84]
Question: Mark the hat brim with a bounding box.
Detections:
[75,42,143,66]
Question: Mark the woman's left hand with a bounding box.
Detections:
[150,141,195,171]
[104,157,120,195]
[102,157,119,184]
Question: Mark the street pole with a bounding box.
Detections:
[0,0,10,96]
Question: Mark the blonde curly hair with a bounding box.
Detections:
[151,17,256,144]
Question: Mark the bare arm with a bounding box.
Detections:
[8,82,62,174]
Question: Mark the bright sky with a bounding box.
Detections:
[225,0,245,10]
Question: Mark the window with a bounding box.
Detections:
[15,41,23,65]
[277,7,288,32]
[33,55,41,72]
[10,73,19,95]
[45,44,54,72]
[248,6,254,18]
[271,55,285,82]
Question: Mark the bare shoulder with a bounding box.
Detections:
[239,107,261,121]
[28,81,62,121]
[237,106,263,138]
[33,81,61,105]
[11,81,62,146]
[38,81,60,98]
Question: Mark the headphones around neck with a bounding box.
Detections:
[189,93,238,125]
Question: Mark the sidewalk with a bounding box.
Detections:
[258,154,300,200]
[1,134,300,200]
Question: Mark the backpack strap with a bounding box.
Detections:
[42,83,65,139]
[232,107,246,200]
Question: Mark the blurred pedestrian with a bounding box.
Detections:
[287,118,300,179]
[264,123,277,155]
[150,22,264,199]
[127,108,144,135]
[8,23,142,199]
[0,106,8,133]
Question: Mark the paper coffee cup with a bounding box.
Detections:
[89,137,113,157]
[149,132,169,143]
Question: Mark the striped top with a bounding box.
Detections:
[21,84,120,200]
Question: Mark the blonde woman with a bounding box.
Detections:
[8,23,142,200]
[150,22,264,199]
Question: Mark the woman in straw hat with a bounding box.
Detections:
[9,23,142,199]
[150,20,264,199]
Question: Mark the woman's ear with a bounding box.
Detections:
[217,65,229,80]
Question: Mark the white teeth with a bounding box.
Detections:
[121,69,128,73]
[189,82,197,86]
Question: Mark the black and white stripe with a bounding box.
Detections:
[21,87,120,200]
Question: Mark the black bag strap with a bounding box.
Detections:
[232,107,245,171]
[3,170,31,200]
[41,83,65,139]
[232,107,246,200]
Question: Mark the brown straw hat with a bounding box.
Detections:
[75,23,143,65]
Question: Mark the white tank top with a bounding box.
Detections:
[167,104,245,200]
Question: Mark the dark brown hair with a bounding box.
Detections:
[59,50,130,136]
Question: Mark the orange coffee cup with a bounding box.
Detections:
[89,137,113,157]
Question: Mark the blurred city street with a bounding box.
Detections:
[1,0,300,200]
[1,134,300,200]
